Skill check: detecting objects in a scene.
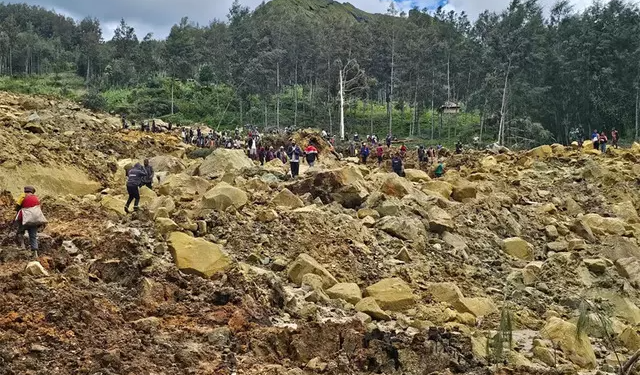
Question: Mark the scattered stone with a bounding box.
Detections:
[380,174,413,198]
[583,259,607,275]
[395,248,412,262]
[442,231,468,251]
[25,261,49,277]
[326,283,362,304]
[547,241,568,252]
[257,209,279,223]
[423,181,453,199]
[545,225,559,239]
[306,357,328,372]
[427,206,454,233]
[62,240,79,255]
[404,169,431,182]
[426,282,464,304]
[132,317,162,333]
[452,183,477,201]
[365,278,416,311]
[357,208,380,220]
[567,238,586,251]
[541,317,596,369]
[613,202,639,223]
[301,273,325,291]
[271,188,304,209]
[168,232,231,278]
[454,297,498,317]
[527,145,553,158]
[355,297,391,321]
[502,237,534,261]
[155,217,179,235]
[615,258,640,288]
[287,253,338,289]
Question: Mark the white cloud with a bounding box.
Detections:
[6,0,611,39]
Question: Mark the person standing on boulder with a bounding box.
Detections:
[360,142,370,164]
[376,143,384,166]
[418,145,426,164]
[392,153,404,177]
[304,143,319,167]
[599,131,608,153]
[591,129,599,150]
[611,128,619,149]
[14,186,45,257]
[400,143,407,158]
[386,134,392,148]
[142,159,154,189]
[124,163,147,213]
[289,142,302,178]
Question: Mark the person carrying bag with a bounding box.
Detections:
[14,186,46,257]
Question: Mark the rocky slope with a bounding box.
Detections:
[1,93,640,374]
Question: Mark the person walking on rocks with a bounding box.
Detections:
[360,142,370,164]
[611,128,619,149]
[418,145,426,164]
[599,131,608,153]
[14,186,46,257]
[591,129,599,150]
[304,143,319,167]
[376,143,384,166]
[392,153,404,177]
[143,159,154,189]
[125,163,147,213]
[289,141,302,178]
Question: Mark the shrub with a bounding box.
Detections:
[82,91,107,111]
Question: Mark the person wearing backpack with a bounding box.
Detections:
[14,186,46,256]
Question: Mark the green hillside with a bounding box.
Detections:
[253,0,379,24]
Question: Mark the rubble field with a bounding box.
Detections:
[2,92,640,374]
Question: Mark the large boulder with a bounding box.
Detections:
[541,317,596,369]
[502,237,534,261]
[453,297,498,317]
[379,174,413,198]
[326,283,362,304]
[615,258,640,288]
[426,282,464,304]
[427,206,454,233]
[355,297,391,321]
[613,202,640,224]
[422,181,453,199]
[287,253,338,289]
[101,196,127,216]
[149,155,186,174]
[271,188,304,209]
[377,216,426,246]
[452,182,477,201]
[365,278,416,311]
[404,169,431,182]
[200,182,248,211]
[168,232,231,278]
[582,213,627,236]
[290,166,368,208]
[197,148,254,177]
[156,218,179,235]
[527,145,553,158]
[158,174,211,197]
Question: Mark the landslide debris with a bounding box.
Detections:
[3,92,640,374]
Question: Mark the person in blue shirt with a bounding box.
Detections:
[360,143,370,164]
[591,129,599,150]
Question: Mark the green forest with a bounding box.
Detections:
[0,0,638,147]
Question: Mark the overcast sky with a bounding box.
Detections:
[9,0,605,39]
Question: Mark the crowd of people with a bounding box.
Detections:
[590,128,619,153]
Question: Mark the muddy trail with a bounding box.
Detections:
[2,92,640,374]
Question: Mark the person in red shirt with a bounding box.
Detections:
[400,143,407,158]
[376,143,384,166]
[304,144,319,167]
[14,186,42,255]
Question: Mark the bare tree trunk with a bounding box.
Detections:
[171,79,175,115]
[498,61,512,145]
[480,96,488,146]
[414,79,419,137]
[294,61,298,128]
[339,69,345,140]
[431,69,435,141]
[447,54,451,102]
[388,33,395,136]
[370,99,374,137]
[634,86,640,141]
[276,62,280,131]
[264,101,268,129]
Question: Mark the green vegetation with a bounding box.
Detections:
[0,0,638,146]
